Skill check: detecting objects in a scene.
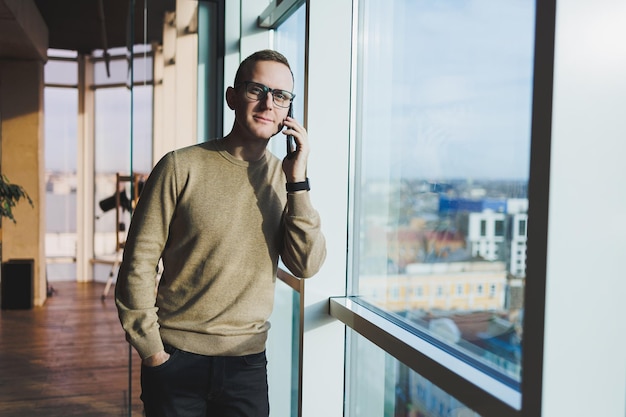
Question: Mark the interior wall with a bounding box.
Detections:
[541,0,626,415]
[0,60,47,306]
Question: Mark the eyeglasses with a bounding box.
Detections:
[236,81,295,108]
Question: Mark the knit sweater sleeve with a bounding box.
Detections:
[114,152,178,359]
[281,191,327,278]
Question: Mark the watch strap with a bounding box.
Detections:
[286,178,310,192]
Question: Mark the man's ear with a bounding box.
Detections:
[225,86,237,110]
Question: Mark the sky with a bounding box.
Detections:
[359,0,536,181]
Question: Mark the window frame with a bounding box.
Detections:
[331,297,522,415]
[258,0,306,29]
[329,0,557,415]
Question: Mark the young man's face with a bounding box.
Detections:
[232,60,294,142]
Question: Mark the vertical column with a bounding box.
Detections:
[76,54,95,282]
[152,0,199,163]
[0,60,46,306]
[174,0,198,147]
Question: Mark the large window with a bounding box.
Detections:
[350,0,535,412]
[44,50,79,281]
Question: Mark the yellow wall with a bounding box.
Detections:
[0,60,46,306]
[361,266,507,313]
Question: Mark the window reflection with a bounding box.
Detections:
[267,5,306,415]
[273,4,306,157]
[267,278,300,417]
[94,87,131,259]
[43,44,153,282]
[94,55,153,266]
[348,330,482,417]
[354,0,535,383]
[94,53,154,86]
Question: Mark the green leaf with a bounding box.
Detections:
[0,174,34,223]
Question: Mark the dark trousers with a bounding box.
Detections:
[140,345,269,417]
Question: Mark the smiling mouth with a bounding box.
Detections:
[254,115,273,123]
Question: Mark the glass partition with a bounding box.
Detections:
[348,329,483,417]
[92,49,153,284]
[93,83,131,263]
[44,50,78,85]
[198,0,225,141]
[126,4,155,415]
[267,273,302,416]
[266,5,307,416]
[272,3,306,158]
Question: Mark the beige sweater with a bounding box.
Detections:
[115,139,326,359]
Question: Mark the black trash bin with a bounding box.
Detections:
[1,259,34,310]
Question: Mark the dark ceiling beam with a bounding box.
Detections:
[29,0,176,54]
[96,0,111,77]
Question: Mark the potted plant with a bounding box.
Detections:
[0,174,34,308]
[0,173,33,223]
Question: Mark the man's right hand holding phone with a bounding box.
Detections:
[281,113,310,184]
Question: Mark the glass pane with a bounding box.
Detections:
[273,4,306,158]
[93,53,153,86]
[348,330,482,417]
[267,278,300,417]
[132,54,154,85]
[265,6,307,416]
[130,85,154,174]
[353,0,535,383]
[44,86,78,281]
[94,88,132,266]
[94,57,132,86]
[93,86,152,266]
[44,59,78,85]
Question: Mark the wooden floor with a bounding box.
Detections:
[0,281,143,417]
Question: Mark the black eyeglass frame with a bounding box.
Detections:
[235,81,295,108]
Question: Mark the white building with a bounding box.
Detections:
[467,200,528,278]
[467,211,507,262]
[509,213,528,278]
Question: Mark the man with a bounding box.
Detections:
[115,49,326,417]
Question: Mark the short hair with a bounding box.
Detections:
[233,49,294,87]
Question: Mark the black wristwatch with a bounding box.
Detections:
[286,178,310,193]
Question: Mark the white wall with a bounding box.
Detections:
[542,0,626,416]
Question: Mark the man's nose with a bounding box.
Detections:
[261,91,274,109]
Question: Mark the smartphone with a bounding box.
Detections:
[286,104,296,159]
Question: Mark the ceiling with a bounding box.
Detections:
[0,0,175,60]
[34,0,176,53]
